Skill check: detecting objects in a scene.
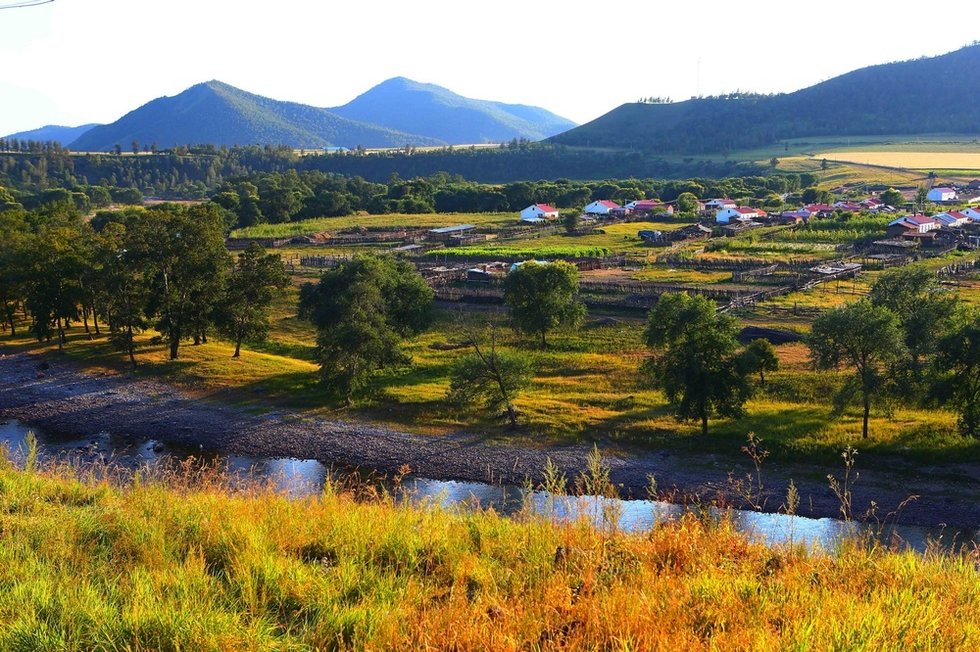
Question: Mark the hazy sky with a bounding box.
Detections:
[1,0,977,136]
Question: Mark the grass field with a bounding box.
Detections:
[1,460,977,650]
[7,281,978,466]
[231,212,520,238]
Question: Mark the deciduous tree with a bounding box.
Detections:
[808,300,905,439]
[503,261,585,347]
[298,256,433,405]
[644,293,751,436]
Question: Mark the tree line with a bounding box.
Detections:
[0,202,288,366]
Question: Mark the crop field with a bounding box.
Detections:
[815,151,980,172]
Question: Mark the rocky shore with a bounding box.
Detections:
[1,348,978,529]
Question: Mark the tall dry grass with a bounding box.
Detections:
[0,443,977,650]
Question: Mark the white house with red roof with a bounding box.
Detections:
[963,207,980,221]
[583,200,621,216]
[716,206,764,224]
[933,211,971,227]
[927,187,957,202]
[705,198,737,210]
[887,214,940,236]
[519,204,559,222]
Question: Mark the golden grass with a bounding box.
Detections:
[0,459,977,650]
[231,212,519,238]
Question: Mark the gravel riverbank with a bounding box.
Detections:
[1,348,978,529]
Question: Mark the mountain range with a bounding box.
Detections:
[10,79,576,152]
[549,44,980,154]
[4,123,102,147]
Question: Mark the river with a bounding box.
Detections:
[2,419,976,553]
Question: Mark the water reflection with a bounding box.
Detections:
[2,419,976,553]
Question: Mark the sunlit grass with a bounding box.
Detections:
[0,459,976,650]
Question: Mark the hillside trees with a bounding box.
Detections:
[298,256,434,405]
[503,261,585,347]
[644,293,752,436]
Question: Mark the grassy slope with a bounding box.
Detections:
[0,461,977,650]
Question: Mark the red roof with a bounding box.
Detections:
[948,211,969,219]
[736,206,759,214]
[805,204,835,212]
[906,214,938,226]
[597,200,621,209]
[533,204,558,213]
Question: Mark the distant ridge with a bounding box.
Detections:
[549,44,980,154]
[68,81,445,152]
[3,123,100,147]
[331,77,576,144]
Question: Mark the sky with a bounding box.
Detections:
[1,0,978,136]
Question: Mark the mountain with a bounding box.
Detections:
[550,44,980,154]
[69,81,445,152]
[331,77,576,144]
[4,123,100,146]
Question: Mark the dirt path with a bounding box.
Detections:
[1,348,978,528]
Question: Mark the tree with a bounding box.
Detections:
[934,314,980,438]
[133,204,230,360]
[915,186,928,213]
[879,188,904,207]
[741,338,779,387]
[675,192,700,214]
[562,211,580,234]
[808,300,906,439]
[298,256,433,405]
[869,265,960,375]
[447,323,533,429]
[503,261,585,347]
[99,222,151,368]
[216,243,290,358]
[644,293,752,436]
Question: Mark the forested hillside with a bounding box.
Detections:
[551,43,980,153]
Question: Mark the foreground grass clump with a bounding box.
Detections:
[0,458,978,650]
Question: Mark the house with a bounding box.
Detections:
[834,201,864,212]
[933,211,971,227]
[705,198,737,211]
[927,187,957,202]
[886,214,939,237]
[520,204,559,222]
[963,207,980,221]
[583,200,621,216]
[428,224,476,242]
[627,199,674,215]
[803,203,836,218]
[716,206,764,224]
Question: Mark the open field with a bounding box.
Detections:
[1,461,977,650]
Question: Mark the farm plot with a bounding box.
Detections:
[815,151,980,171]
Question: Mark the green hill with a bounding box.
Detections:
[69,81,445,152]
[331,77,576,143]
[550,43,980,154]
